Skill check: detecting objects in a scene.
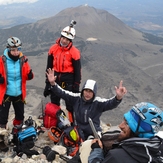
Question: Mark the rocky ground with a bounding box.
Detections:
[0,89,117,163]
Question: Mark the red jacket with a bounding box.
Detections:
[0,52,34,105]
[47,38,81,84]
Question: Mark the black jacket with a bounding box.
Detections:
[88,136,163,163]
[50,80,121,139]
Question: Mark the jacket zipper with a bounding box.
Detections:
[62,55,65,71]
[84,110,88,122]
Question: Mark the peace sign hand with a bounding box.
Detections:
[115,80,127,100]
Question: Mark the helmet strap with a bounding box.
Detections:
[134,116,152,136]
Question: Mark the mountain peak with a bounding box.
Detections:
[37,5,141,42]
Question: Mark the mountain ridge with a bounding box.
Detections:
[0,5,163,125]
[0,1,163,37]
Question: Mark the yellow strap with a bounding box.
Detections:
[61,82,66,88]
[4,96,10,103]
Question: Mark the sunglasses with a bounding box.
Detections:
[9,47,21,51]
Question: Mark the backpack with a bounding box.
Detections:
[17,126,37,143]
[11,116,37,145]
[47,109,72,144]
[43,103,61,128]
[47,109,72,143]
[56,109,71,130]
[57,126,83,157]
[11,117,39,157]
[48,125,83,157]
[48,126,63,143]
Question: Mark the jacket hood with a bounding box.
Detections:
[4,48,23,60]
[81,79,97,101]
[119,137,162,162]
[4,49,10,59]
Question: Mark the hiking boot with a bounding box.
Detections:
[0,124,6,129]
[0,141,8,152]
[0,135,9,152]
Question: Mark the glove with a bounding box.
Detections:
[72,82,80,93]
[43,82,51,97]
[27,69,33,80]
[91,141,101,149]
[0,74,4,84]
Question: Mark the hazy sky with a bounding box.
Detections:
[0,0,38,5]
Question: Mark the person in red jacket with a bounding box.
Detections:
[43,20,81,111]
[0,36,34,151]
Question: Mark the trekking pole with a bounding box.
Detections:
[41,98,45,118]
[54,151,70,162]
[38,98,45,120]
[88,117,99,139]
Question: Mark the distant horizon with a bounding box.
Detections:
[0,4,162,128]
[0,0,163,37]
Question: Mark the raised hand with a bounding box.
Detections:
[115,80,127,100]
[46,68,57,86]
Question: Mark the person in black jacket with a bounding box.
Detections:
[46,68,127,140]
[88,102,163,163]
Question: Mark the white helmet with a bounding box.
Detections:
[7,37,22,48]
[61,20,77,40]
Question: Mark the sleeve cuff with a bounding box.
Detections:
[115,96,122,102]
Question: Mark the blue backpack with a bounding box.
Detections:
[17,126,37,143]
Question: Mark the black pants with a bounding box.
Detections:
[50,82,73,111]
[0,94,24,125]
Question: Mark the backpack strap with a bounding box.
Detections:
[2,55,6,63]
[68,111,74,124]
[19,55,28,69]
[1,55,8,81]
